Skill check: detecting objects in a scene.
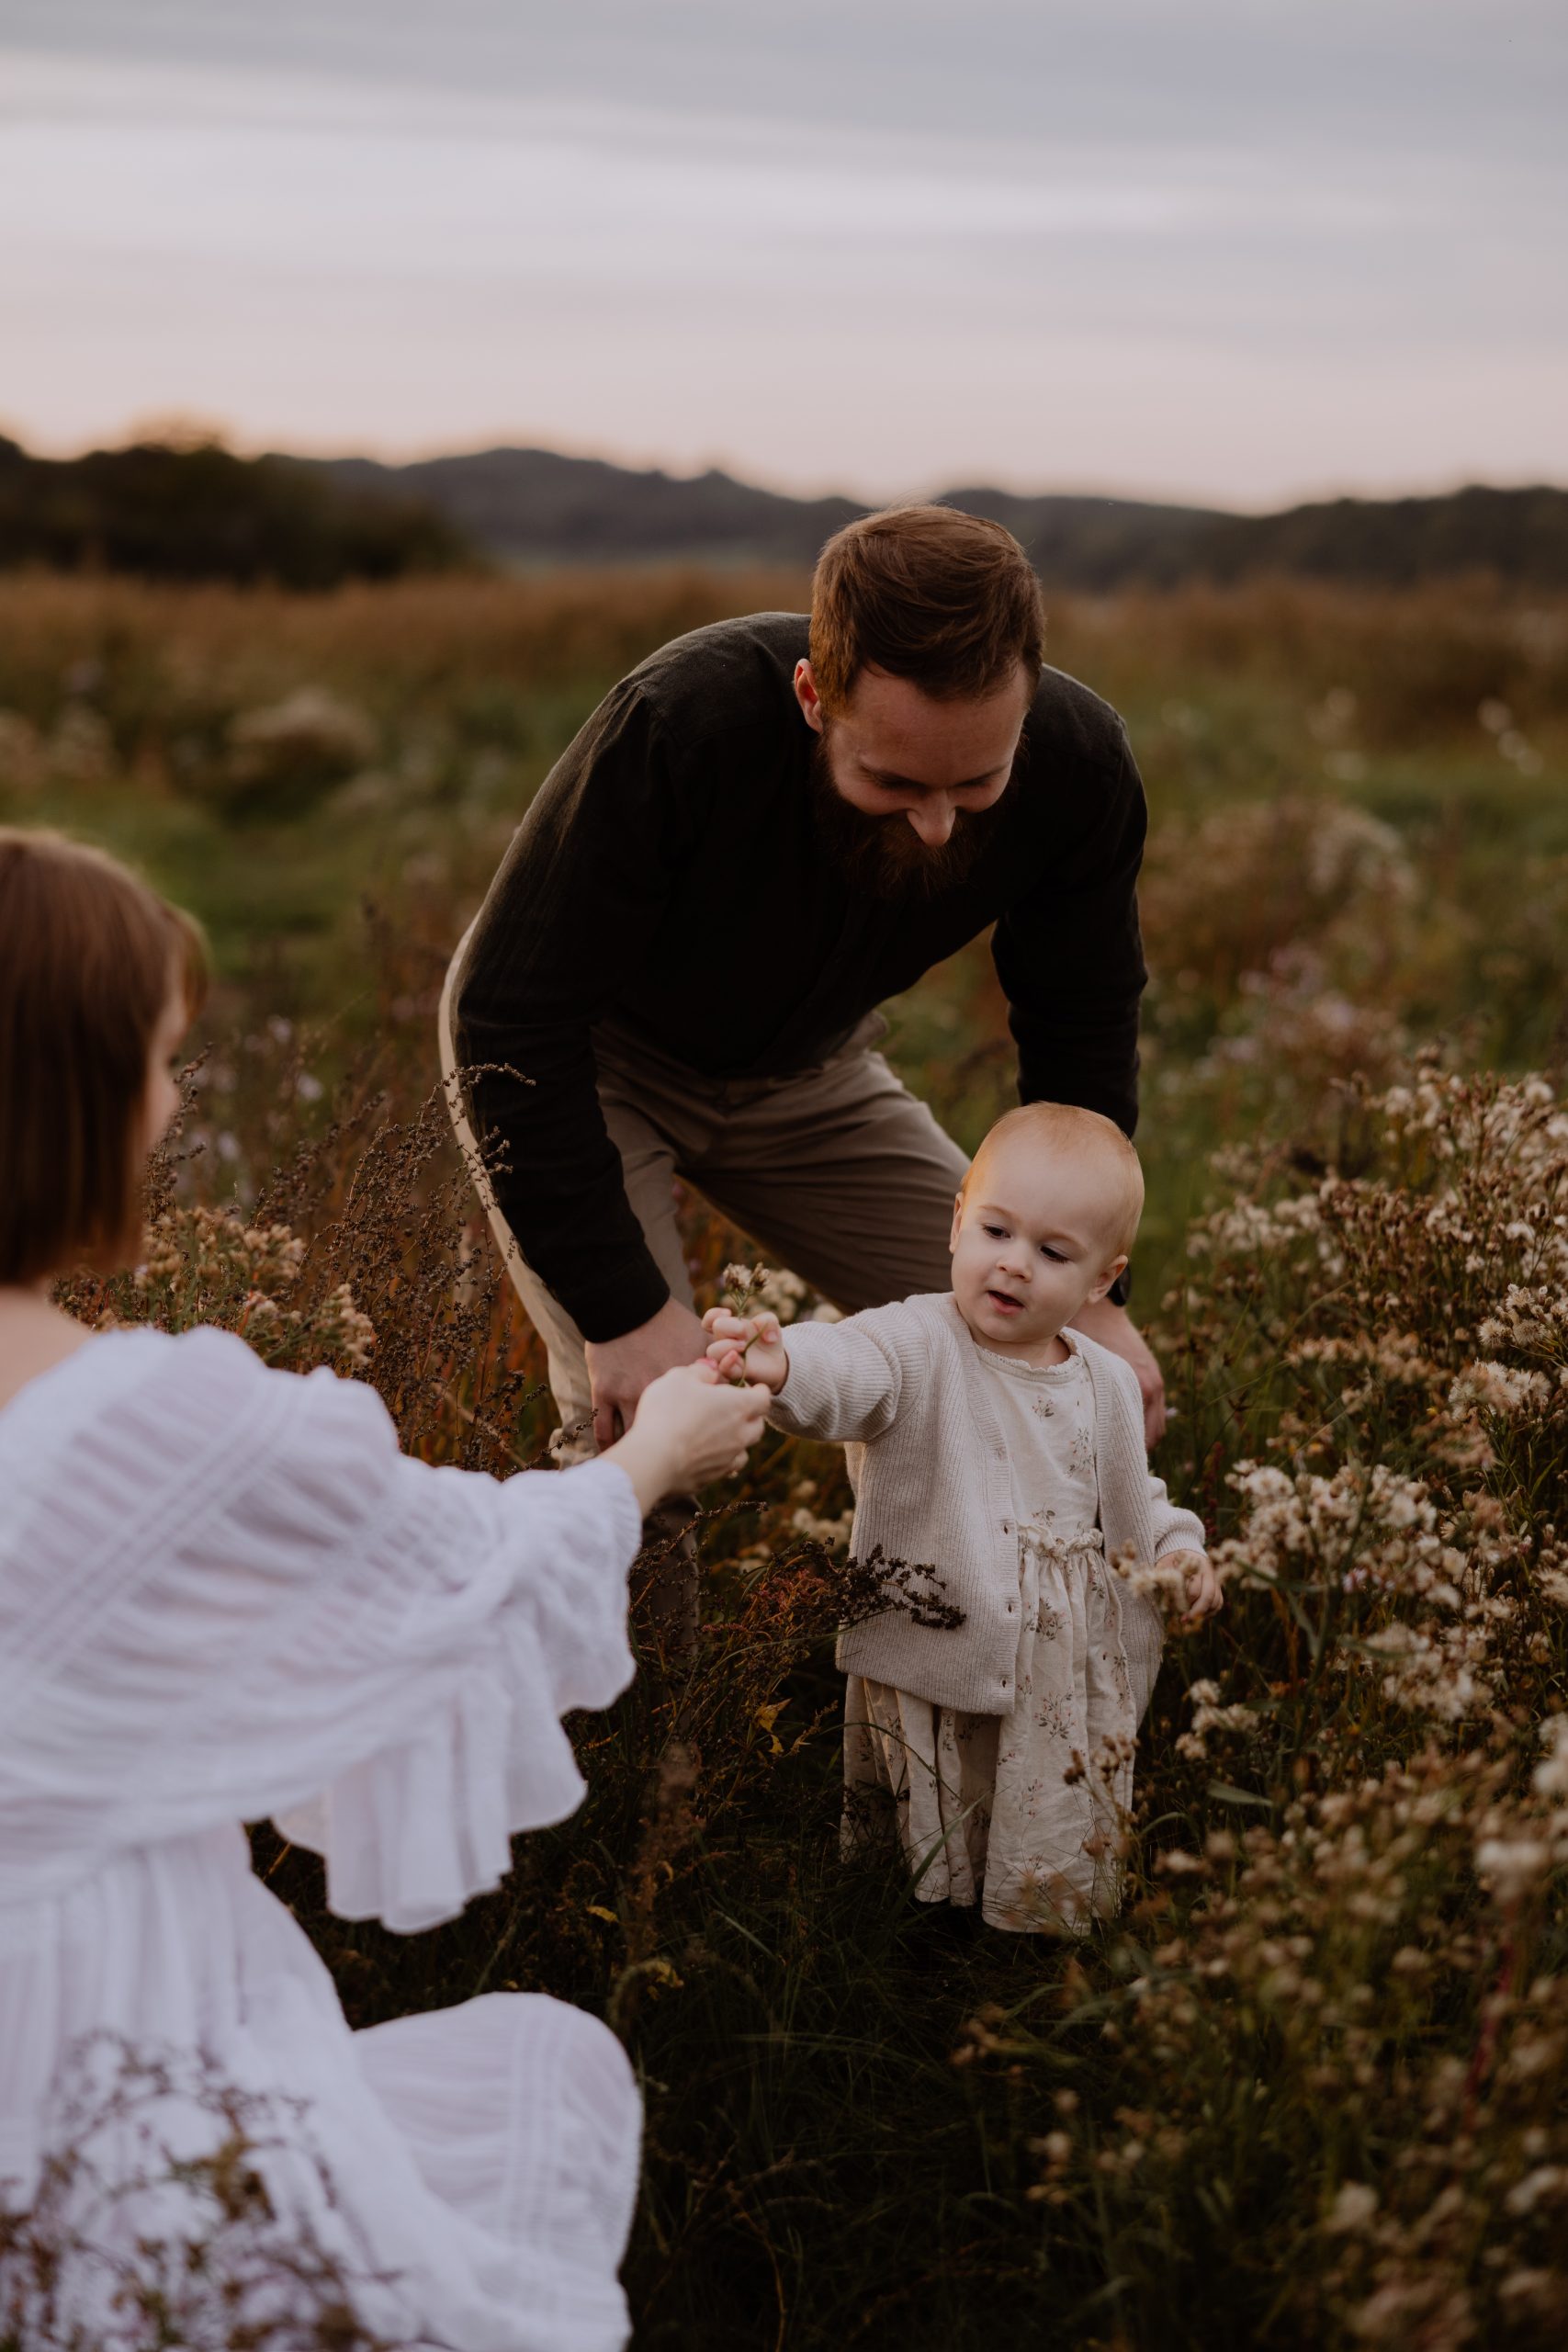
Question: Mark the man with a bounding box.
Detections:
[440,503,1162,1504]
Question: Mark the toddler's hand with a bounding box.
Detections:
[703,1307,788,1393]
[1166,1549,1224,1627]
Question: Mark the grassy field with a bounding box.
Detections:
[5,570,1568,2349]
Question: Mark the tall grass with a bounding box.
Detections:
[4,572,1568,2347]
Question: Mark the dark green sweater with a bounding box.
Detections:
[454,613,1148,1341]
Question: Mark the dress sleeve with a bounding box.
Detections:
[17,1330,644,1933]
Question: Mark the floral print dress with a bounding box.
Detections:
[843,1333,1140,1932]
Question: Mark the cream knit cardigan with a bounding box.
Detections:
[769,1292,1206,1716]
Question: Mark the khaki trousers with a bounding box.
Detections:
[437,925,969,1455]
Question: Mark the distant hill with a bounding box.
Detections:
[0,438,470,587]
[320,448,863,569]
[3,435,1564,591]
[316,448,1568,591]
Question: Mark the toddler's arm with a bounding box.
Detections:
[703,1306,908,1443]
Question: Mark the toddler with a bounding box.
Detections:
[706,1102,1222,1933]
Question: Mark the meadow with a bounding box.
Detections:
[3,568,1568,2349]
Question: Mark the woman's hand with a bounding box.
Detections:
[604,1361,770,1514]
[1165,1549,1224,1627]
[703,1307,789,1392]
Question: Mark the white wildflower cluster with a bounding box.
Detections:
[1449,1361,1556,1421]
[1480,1282,1568,1367]
[1218,1461,1522,1723]
[1304,804,1416,905]
[1290,1330,1445,1415]
[120,1206,376,1375]
[1143,797,1416,1002]
[721,1260,812,1327]
[1365,1617,1495,1722]
[1221,1459,1446,1590]
[1470,1723,1568,1908]
[1187,1189,1326,1262]
[1173,1677,1260,1763]
[790,1503,855,1551]
[1116,1550,1201,1623]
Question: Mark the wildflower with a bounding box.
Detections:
[1475,1838,1551,1905]
[1326,2181,1378,2233]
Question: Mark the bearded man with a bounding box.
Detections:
[440,503,1163,1521]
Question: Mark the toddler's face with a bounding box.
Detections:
[947,1130,1129,1360]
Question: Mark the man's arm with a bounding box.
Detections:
[992,719,1147,1137]
[453,681,685,1350]
[993,720,1166,1442]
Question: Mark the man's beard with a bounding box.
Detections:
[808,734,1010,904]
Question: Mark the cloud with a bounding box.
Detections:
[0,2,1563,498]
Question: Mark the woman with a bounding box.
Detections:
[0,829,769,2349]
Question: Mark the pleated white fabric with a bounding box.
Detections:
[0,1325,646,2351]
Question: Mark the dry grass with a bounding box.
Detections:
[4,571,1568,2347]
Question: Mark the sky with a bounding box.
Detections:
[1,0,1564,506]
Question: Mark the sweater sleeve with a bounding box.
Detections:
[451,682,692,1342]
[992,719,1148,1139]
[1148,1473,1208,1562]
[765,1310,913,1444]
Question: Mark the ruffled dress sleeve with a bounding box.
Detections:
[0,1326,643,1933]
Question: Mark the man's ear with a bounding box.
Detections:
[1087,1253,1129,1304]
[948,1191,964,1253]
[794,658,827,736]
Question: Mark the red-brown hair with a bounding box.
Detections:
[808,503,1046,715]
[0,830,208,1283]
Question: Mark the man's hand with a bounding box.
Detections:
[584,1295,710,1451]
[1069,1296,1167,1447]
[703,1308,789,1393]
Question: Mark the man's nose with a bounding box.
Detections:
[905,797,956,846]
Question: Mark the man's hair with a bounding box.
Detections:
[0,829,208,1284]
[964,1102,1144,1261]
[808,503,1046,715]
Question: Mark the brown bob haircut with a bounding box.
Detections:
[0,829,208,1284]
[808,503,1046,716]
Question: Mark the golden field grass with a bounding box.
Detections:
[5,570,1568,2349]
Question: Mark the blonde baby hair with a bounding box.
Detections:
[962,1101,1145,1262]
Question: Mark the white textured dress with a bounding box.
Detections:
[845,1334,1146,1933]
[0,1324,647,2351]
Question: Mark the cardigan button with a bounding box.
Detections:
[1000,1521,1010,1534]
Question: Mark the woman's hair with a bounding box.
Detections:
[808,503,1046,716]
[0,830,208,1284]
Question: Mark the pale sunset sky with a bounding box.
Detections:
[1,0,1563,506]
